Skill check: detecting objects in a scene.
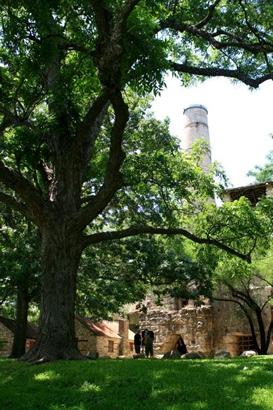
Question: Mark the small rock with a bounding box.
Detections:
[181,352,203,359]
[240,350,257,357]
[214,350,231,359]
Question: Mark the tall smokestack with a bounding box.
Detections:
[182,104,211,171]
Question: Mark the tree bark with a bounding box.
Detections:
[256,309,268,355]
[10,284,29,358]
[23,224,83,362]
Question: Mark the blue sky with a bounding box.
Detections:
[152,76,273,187]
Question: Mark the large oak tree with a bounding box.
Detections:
[1,0,273,361]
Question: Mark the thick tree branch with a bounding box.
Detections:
[266,319,273,350]
[238,0,272,71]
[75,91,128,230]
[195,0,222,29]
[0,161,46,225]
[0,191,32,220]
[114,0,141,34]
[225,282,259,310]
[74,92,110,180]
[160,18,273,55]
[170,61,273,87]
[91,0,112,39]
[213,295,260,352]
[81,225,251,262]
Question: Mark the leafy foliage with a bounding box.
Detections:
[248,150,273,183]
[0,206,40,318]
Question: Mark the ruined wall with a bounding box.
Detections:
[133,290,273,357]
[212,287,273,355]
[0,323,13,356]
[139,301,214,355]
[212,300,251,352]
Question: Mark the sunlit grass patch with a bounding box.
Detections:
[34,370,60,381]
[79,381,101,393]
[1,357,273,409]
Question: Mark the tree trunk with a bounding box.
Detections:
[256,309,268,355]
[23,225,83,362]
[10,284,29,358]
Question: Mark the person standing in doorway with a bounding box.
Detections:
[141,329,149,354]
[134,330,142,354]
[145,330,154,358]
[175,336,187,355]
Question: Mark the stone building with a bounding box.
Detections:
[75,317,135,358]
[130,281,273,357]
[128,105,273,357]
[0,315,38,356]
[0,315,134,358]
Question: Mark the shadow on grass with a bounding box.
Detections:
[0,357,273,409]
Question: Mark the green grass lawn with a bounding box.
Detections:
[1,357,273,410]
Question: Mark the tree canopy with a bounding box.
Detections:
[1,0,273,361]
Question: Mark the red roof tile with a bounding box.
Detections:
[76,317,121,339]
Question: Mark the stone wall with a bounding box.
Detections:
[212,299,251,352]
[139,302,214,355]
[0,322,13,356]
[75,319,121,358]
[75,319,97,356]
[133,289,273,357]
[212,291,273,355]
[96,336,120,358]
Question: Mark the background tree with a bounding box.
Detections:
[77,235,212,319]
[198,195,273,355]
[212,251,273,355]
[0,206,40,357]
[248,148,273,183]
[1,0,273,361]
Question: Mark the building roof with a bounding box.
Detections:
[0,316,38,339]
[103,320,135,341]
[224,181,273,206]
[77,317,121,339]
[76,317,135,341]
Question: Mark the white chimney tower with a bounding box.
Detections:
[182,104,211,171]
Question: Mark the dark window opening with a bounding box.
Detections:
[238,335,256,355]
[228,185,266,207]
[108,340,114,353]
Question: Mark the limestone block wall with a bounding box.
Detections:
[139,304,214,355]
[0,323,13,356]
[75,319,98,356]
[212,294,273,355]
[96,336,120,358]
[212,299,250,351]
[75,319,121,358]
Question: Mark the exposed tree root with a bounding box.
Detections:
[20,345,86,363]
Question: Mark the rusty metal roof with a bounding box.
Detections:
[76,317,121,339]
